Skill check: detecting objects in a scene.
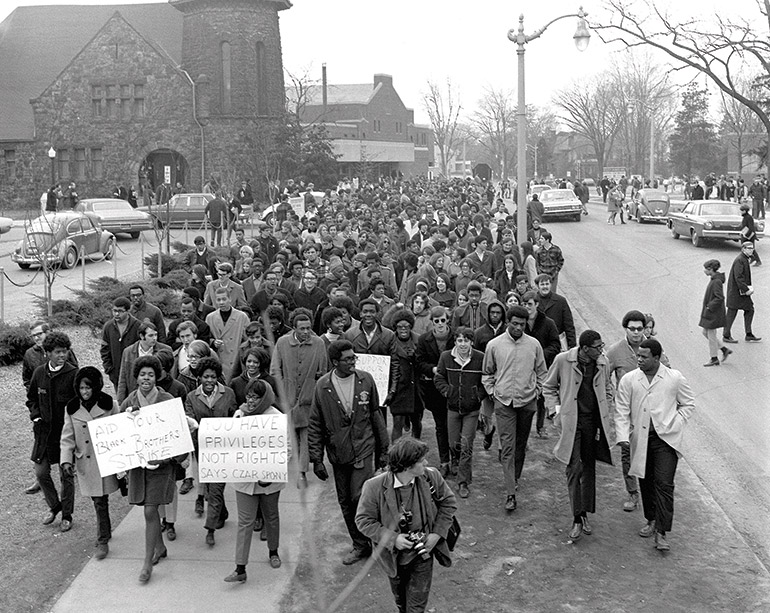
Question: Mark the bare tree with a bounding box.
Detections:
[472,87,516,179]
[553,77,624,177]
[422,79,463,178]
[594,0,770,161]
[720,74,764,175]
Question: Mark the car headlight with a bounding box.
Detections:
[758,221,765,232]
[703,221,713,230]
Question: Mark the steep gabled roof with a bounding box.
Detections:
[0,3,183,142]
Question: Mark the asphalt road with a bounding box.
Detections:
[558,198,770,570]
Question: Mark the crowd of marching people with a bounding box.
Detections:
[23,174,708,611]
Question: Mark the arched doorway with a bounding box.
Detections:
[138,149,190,200]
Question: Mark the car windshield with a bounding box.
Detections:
[91,201,129,212]
[700,203,739,216]
[540,190,576,202]
[29,218,64,232]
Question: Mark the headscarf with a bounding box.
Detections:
[239,380,276,417]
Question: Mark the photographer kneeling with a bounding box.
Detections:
[355,438,457,613]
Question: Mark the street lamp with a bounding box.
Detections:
[509,7,590,246]
[47,146,56,186]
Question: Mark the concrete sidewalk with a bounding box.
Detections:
[52,466,321,613]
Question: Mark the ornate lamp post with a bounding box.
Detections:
[509,7,590,245]
[48,146,56,186]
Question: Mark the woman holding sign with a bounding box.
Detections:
[119,355,180,584]
[224,378,287,582]
[60,367,121,561]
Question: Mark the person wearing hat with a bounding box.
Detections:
[60,367,122,560]
[738,203,762,266]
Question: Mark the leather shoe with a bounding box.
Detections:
[639,520,656,538]
[95,542,109,560]
[569,523,582,540]
[224,570,247,583]
[623,492,639,512]
[720,347,733,362]
[42,509,59,525]
[483,426,496,450]
[138,566,152,584]
[342,548,369,565]
[722,336,738,344]
[654,532,670,551]
[60,519,72,532]
[179,478,194,495]
[458,482,470,499]
[745,334,762,342]
[195,498,205,516]
[205,531,215,547]
[25,481,41,494]
[166,526,176,541]
[152,547,167,565]
[581,516,592,535]
[703,358,720,367]
[269,554,282,569]
[504,494,517,511]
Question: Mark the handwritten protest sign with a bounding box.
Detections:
[197,414,289,483]
[355,353,390,405]
[88,398,194,477]
[288,196,305,218]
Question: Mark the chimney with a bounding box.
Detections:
[374,74,393,89]
[322,63,328,113]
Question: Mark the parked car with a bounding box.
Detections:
[538,189,583,221]
[260,191,325,226]
[0,217,13,234]
[138,193,253,229]
[628,189,670,223]
[75,198,154,238]
[11,212,116,269]
[667,200,765,247]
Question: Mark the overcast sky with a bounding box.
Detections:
[1,0,762,123]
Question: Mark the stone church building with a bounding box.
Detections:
[0,0,291,207]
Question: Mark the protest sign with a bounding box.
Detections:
[355,353,390,405]
[197,413,289,483]
[88,398,194,477]
[288,196,305,218]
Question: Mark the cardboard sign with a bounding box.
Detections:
[288,196,305,218]
[354,353,390,405]
[88,398,194,477]
[197,414,289,483]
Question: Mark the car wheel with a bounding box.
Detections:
[264,212,274,228]
[62,246,78,269]
[105,238,116,260]
[130,231,140,239]
[691,230,702,247]
[17,263,30,270]
[669,223,680,239]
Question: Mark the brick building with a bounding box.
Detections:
[295,72,434,179]
[0,0,290,209]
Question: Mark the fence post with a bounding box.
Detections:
[113,241,118,278]
[0,267,4,322]
[140,233,145,280]
[81,247,86,292]
[158,234,163,280]
[185,219,189,246]
[220,212,225,248]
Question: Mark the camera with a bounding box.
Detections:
[406,531,430,560]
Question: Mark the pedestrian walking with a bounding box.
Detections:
[723,242,762,343]
[700,259,731,366]
[615,339,696,552]
[543,330,615,540]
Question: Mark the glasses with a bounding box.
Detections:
[626,326,644,332]
[32,331,45,338]
[432,318,447,323]
[589,343,605,351]
[339,355,358,363]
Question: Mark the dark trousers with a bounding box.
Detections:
[639,428,678,533]
[203,482,228,531]
[332,455,374,551]
[495,399,536,494]
[392,412,423,442]
[389,555,434,613]
[535,394,547,431]
[35,455,75,520]
[427,402,450,465]
[92,495,112,544]
[724,307,755,338]
[566,425,597,516]
[235,490,280,565]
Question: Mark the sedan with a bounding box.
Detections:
[668,200,765,247]
[75,198,154,238]
[538,189,584,221]
[138,193,253,229]
[11,212,116,269]
[629,189,670,223]
[0,217,13,234]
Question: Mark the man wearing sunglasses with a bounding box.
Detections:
[606,310,647,513]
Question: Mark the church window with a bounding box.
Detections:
[221,41,232,114]
[255,41,268,115]
[133,84,145,117]
[91,148,103,179]
[91,86,103,117]
[74,148,86,181]
[3,149,15,180]
[58,149,70,179]
[106,85,118,118]
[121,85,132,119]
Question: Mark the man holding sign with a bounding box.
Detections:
[309,340,389,566]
